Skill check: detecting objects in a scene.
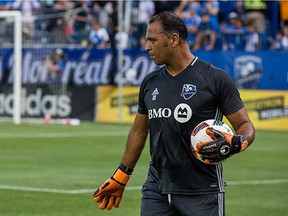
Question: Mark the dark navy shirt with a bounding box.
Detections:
[138,57,244,195]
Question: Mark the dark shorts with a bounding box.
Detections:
[141,186,225,216]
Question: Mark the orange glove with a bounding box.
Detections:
[93,164,132,210]
[196,127,249,164]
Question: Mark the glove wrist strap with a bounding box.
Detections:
[112,168,130,186]
[119,162,134,175]
[232,135,248,153]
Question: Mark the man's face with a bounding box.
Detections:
[145,22,171,65]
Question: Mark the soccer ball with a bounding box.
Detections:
[190,119,234,164]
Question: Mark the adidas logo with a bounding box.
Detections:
[152,88,159,100]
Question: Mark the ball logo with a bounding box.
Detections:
[174,103,192,123]
[220,145,230,155]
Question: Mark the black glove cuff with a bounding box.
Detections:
[232,135,246,154]
[119,163,134,175]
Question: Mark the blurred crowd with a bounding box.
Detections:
[0,0,288,51]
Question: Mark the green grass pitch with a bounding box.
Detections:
[0,122,287,216]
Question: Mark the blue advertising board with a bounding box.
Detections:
[0,47,287,90]
[196,50,288,90]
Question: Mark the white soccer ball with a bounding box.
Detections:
[125,68,137,83]
[190,119,234,164]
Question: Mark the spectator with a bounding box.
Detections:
[244,0,267,34]
[268,30,284,51]
[270,25,288,51]
[72,0,92,44]
[201,0,220,29]
[234,0,247,23]
[190,0,201,15]
[244,21,261,52]
[137,0,155,49]
[193,12,218,51]
[0,0,14,43]
[44,48,66,94]
[90,1,110,28]
[282,25,288,50]
[88,19,110,49]
[218,0,235,24]
[182,5,201,49]
[220,12,247,51]
[12,0,41,42]
[174,0,201,18]
[114,26,129,49]
[43,0,73,43]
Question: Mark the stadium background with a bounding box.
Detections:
[0,0,287,131]
[0,1,287,216]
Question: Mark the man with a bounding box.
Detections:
[220,12,247,51]
[93,11,255,216]
[88,19,110,49]
[193,11,218,51]
[44,48,66,94]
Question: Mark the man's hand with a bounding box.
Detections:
[93,165,132,210]
[196,127,249,164]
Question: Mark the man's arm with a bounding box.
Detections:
[121,113,149,169]
[93,113,149,210]
[226,106,255,146]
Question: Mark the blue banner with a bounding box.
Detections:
[196,50,288,90]
[0,48,287,90]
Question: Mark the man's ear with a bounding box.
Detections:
[171,33,180,47]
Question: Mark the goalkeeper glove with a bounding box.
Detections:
[196,127,249,164]
[93,163,133,210]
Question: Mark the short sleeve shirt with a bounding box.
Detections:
[138,57,243,195]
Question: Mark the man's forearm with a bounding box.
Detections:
[121,113,149,169]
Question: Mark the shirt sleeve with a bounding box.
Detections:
[137,76,148,115]
[212,68,244,115]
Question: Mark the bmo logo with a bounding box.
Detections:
[148,108,171,119]
[174,103,192,123]
[148,103,192,123]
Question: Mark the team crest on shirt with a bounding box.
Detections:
[181,84,197,100]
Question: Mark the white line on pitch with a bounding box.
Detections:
[0,185,141,194]
[0,179,287,194]
[227,179,288,185]
[0,131,128,138]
